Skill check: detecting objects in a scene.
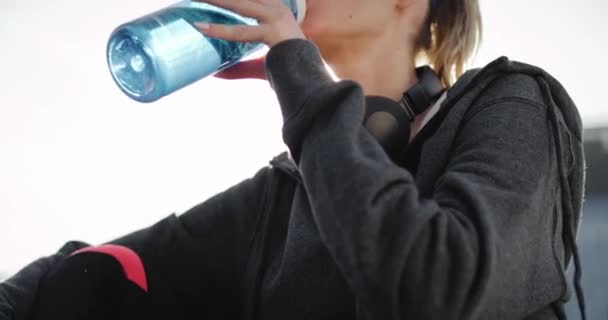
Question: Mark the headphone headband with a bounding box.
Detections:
[364,65,445,158]
[399,66,444,120]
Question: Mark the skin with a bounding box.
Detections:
[300,0,428,102]
[195,0,432,141]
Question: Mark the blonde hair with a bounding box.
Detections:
[416,0,483,87]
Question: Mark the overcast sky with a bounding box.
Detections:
[1,0,607,275]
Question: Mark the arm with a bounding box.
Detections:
[265,39,565,319]
[1,165,273,320]
[0,242,88,320]
[95,165,274,319]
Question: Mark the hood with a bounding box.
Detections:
[449,56,584,235]
[424,56,586,319]
[413,56,586,319]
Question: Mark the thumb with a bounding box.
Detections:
[213,56,267,80]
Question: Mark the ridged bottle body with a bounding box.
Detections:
[107,0,305,102]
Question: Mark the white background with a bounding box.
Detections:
[1,0,607,276]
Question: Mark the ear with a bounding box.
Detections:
[396,0,429,16]
[395,0,415,11]
[395,0,431,34]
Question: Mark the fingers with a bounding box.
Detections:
[196,22,268,43]
[193,0,272,21]
[193,0,304,48]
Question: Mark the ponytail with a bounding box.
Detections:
[416,0,483,87]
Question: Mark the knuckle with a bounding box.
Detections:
[236,30,248,41]
[213,25,226,36]
[224,26,242,39]
[235,27,251,41]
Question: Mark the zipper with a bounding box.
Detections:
[240,152,301,319]
[240,168,281,320]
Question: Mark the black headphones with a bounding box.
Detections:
[363,65,444,157]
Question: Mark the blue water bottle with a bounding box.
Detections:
[107,0,307,103]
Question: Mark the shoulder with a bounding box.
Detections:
[476,72,544,106]
[442,58,561,146]
[450,57,559,118]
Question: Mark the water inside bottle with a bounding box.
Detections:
[108,2,264,101]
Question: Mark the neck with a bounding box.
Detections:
[317,32,418,102]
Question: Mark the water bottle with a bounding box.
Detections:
[107,0,307,103]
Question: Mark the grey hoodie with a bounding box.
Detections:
[0,39,585,320]
[259,38,585,319]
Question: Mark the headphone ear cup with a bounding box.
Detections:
[363,96,411,155]
[362,66,444,159]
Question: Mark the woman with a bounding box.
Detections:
[0,0,586,319]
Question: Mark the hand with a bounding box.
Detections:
[193,0,307,80]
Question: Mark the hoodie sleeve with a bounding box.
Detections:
[265,38,566,319]
[0,165,274,320]
[0,242,89,320]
